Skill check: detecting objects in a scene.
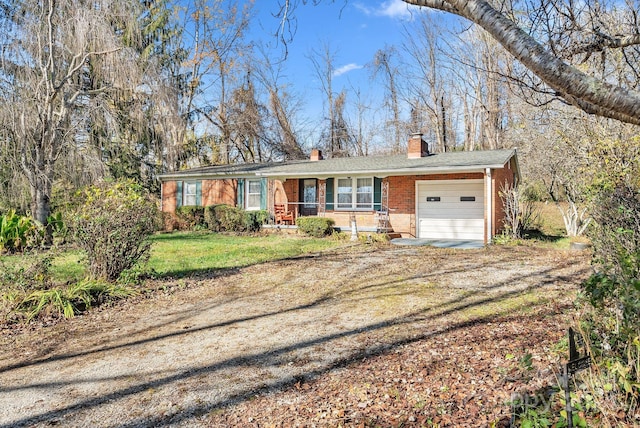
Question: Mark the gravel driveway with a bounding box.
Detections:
[0,244,591,427]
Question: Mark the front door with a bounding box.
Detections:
[299,179,318,216]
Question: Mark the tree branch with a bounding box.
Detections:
[402,0,640,125]
[565,34,640,58]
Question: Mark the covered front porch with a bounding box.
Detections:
[266,177,393,233]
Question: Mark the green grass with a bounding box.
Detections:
[50,250,85,283]
[1,232,345,322]
[148,231,344,277]
[1,232,344,284]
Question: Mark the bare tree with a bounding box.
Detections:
[370,47,404,153]
[252,45,307,161]
[308,43,349,157]
[0,0,143,229]
[513,103,607,237]
[228,70,268,163]
[402,16,454,152]
[453,26,513,150]
[268,88,307,160]
[275,0,640,126]
[167,0,253,166]
[401,0,640,125]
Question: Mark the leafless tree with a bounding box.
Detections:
[0,0,144,229]
[172,0,253,166]
[228,70,268,163]
[308,43,354,157]
[453,26,513,150]
[275,0,640,126]
[370,47,404,153]
[251,48,307,161]
[402,17,455,152]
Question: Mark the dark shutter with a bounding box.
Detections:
[325,178,334,210]
[176,181,183,208]
[195,181,202,206]
[373,177,382,210]
[237,179,244,208]
[260,178,267,210]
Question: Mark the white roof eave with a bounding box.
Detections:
[258,164,506,179]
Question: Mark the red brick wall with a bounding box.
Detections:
[202,179,236,207]
[387,173,484,214]
[161,181,177,213]
[491,159,517,236]
[161,179,237,212]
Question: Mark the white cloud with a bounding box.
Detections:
[333,63,363,77]
[355,0,414,21]
[378,0,414,20]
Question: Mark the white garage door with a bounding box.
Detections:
[417,179,485,240]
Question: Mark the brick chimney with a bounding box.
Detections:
[310,149,323,161]
[407,133,429,158]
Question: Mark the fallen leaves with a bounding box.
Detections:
[208,307,573,427]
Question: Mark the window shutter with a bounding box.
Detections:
[260,178,267,210]
[373,177,382,210]
[196,181,202,206]
[176,181,183,208]
[325,178,334,210]
[237,179,244,208]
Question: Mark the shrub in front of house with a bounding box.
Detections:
[161,212,188,232]
[296,216,335,238]
[244,210,269,232]
[204,205,268,232]
[205,204,243,231]
[69,179,159,281]
[175,206,206,230]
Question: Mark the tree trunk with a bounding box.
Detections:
[31,178,51,226]
[402,0,640,125]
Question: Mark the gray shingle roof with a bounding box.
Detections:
[158,149,517,180]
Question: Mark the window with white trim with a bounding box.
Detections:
[183,181,198,206]
[336,177,373,210]
[246,179,261,210]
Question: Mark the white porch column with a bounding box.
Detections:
[485,168,492,243]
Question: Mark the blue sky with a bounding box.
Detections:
[249,1,426,131]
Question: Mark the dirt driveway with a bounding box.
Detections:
[0,243,591,427]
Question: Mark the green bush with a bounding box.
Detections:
[46,211,68,244]
[580,183,640,422]
[0,210,43,253]
[68,180,159,281]
[203,204,223,231]
[161,211,188,232]
[175,206,206,230]
[296,216,335,238]
[584,183,640,344]
[204,204,242,231]
[244,210,269,232]
[203,205,267,232]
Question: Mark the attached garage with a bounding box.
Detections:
[416,179,485,241]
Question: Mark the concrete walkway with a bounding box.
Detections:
[390,238,485,249]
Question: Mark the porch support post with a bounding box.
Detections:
[485,168,492,244]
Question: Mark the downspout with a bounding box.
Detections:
[485,168,492,244]
[160,181,164,212]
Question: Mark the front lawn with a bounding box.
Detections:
[147,231,346,277]
[0,232,346,323]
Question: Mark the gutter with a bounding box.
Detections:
[257,164,507,179]
[157,172,257,181]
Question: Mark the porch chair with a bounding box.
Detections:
[274,204,294,225]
